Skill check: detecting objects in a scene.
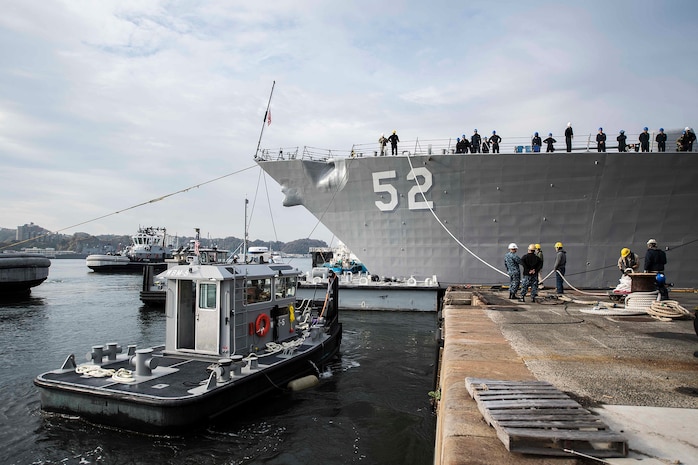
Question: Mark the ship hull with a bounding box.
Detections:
[258,152,698,289]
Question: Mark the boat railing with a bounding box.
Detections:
[257,131,683,161]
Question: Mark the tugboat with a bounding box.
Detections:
[85,226,173,273]
[35,256,342,433]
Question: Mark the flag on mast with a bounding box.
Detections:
[266,109,272,126]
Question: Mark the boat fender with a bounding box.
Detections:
[287,374,319,392]
[407,277,417,286]
[255,313,271,337]
[359,277,369,285]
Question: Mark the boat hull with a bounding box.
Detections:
[0,254,51,294]
[86,254,166,273]
[258,152,698,289]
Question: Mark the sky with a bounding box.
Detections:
[1,0,697,245]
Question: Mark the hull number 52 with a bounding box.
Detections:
[372,168,434,212]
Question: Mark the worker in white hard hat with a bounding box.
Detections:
[519,244,543,303]
[645,239,669,300]
[504,243,522,299]
[553,242,566,294]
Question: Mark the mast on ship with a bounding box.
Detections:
[254,80,275,159]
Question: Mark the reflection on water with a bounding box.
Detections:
[1,259,437,465]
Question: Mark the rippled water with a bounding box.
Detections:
[1,260,437,464]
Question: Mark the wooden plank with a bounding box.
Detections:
[464,377,627,457]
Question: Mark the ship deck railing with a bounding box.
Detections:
[256,131,686,162]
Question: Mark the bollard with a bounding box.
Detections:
[127,344,137,356]
[248,354,259,370]
[310,325,322,341]
[216,358,232,383]
[131,348,159,377]
[231,354,247,376]
[104,342,122,361]
[87,345,104,364]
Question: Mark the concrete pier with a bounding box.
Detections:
[434,287,698,465]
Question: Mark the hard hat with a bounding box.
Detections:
[392,130,396,134]
[621,247,630,257]
[647,238,657,246]
[685,127,690,131]
[659,128,664,131]
[548,133,552,136]
[381,133,384,137]
[655,272,666,285]
[492,130,496,134]
[555,242,563,248]
[620,130,625,134]
[534,132,539,136]
[567,122,571,127]
[598,127,603,131]
[528,244,536,251]
[643,127,648,131]
[508,243,518,250]
[535,244,541,249]
[457,137,460,141]
[474,129,478,132]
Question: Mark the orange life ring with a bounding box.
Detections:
[255,313,271,337]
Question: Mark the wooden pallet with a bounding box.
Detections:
[465,378,627,457]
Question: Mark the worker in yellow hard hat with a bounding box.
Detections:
[534,244,544,288]
[553,242,566,294]
[617,247,639,275]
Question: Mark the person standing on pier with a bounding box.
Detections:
[544,133,556,152]
[490,130,501,153]
[553,242,566,294]
[504,243,522,299]
[531,132,542,152]
[644,239,668,300]
[388,130,400,155]
[519,244,543,303]
[378,133,388,156]
[639,127,650,152]
[565,122,574,152]
[534,244,544,288]
[656,128,667,152]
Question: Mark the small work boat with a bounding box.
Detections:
[35,256,342,433]
[0,252,51,295]
[86,226,173,273]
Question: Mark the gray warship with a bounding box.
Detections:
[256,131,697,289]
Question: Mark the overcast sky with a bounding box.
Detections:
[1,0,696,245]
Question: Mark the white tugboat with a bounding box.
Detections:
[85,226,173,273]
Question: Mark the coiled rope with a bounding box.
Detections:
[646,300,693,321]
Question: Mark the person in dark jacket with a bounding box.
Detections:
[639,127,650,152]
[388,130,400,155]
[553,242,566,294]
[655,128,667,152]
[471,129,481,153]
[531,132,542,152]
[644,238,669,299]
[685,127,696,151]
[455,137,464,154]
[519,244,543,302]
[544,133,556,152]
[617,130,627,152]
[596,128,606,152]
[564,122,573,152]
[490,130,501,153]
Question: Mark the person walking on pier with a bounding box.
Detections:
[544,133,556,152]
[565,122,573,152]
[639,127,650,152]
[553,242,566,294]
[490,130,501,153]
[617,130,627,152]
[596,128,607,152]
[519,244,543,303]
[656,128,667,152]
[388,130,400,155]
[504,243,522,299]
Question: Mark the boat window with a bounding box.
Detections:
[199,282,217,309]
[276,276,297,298]
[245,278,271,304]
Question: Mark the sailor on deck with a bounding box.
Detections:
[504,243,522,299]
